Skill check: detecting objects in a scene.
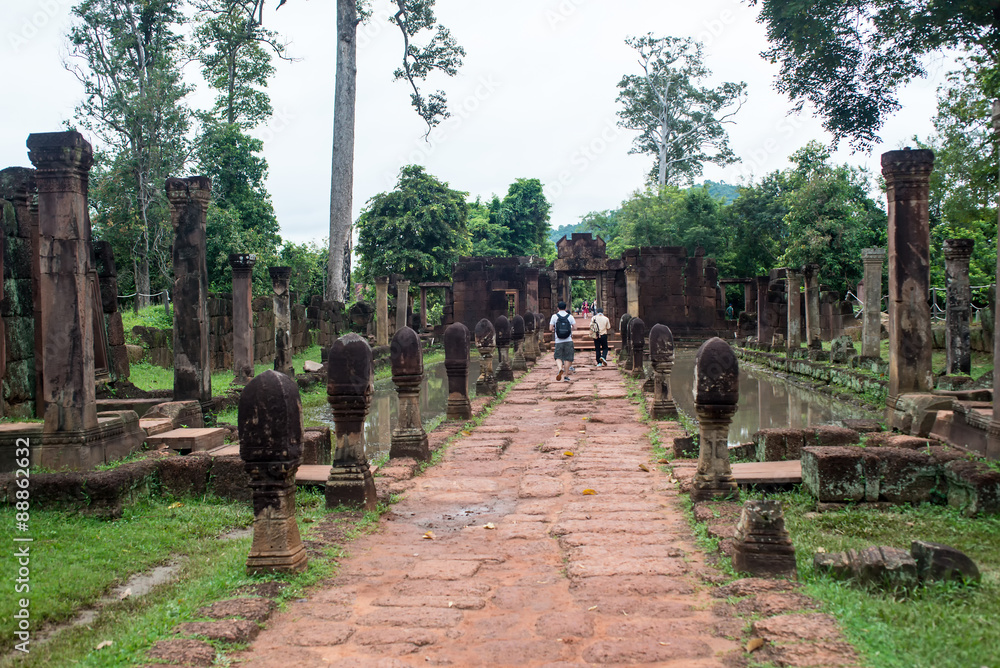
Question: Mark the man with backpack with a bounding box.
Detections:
[549,300,576,381]
[590,307,611,366]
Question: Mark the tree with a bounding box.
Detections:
[467,196,509,257]
[719,170,790,279]
[617,34,746,186]
[501,178,552,257]
[280,0,464,303]
[355,165,470,286]
[750,0,1000,150]
[67,0,191,308]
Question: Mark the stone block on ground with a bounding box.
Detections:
[175,619,260,644]
[870,448,940,504]
[911,540,981,584]
[672,435,697,458]
[754,428,806,461]
[809,425,861,447]
[147,638,215,666]
[814,546,918,588]
[944,460,1000,517]
[801,446,872,502]
[147,428,227,453]
[157,455,211,496]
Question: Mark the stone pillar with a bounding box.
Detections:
[786,269,802,350]
[495,315,514,382]
[375,276,389,346]
[269,266,294,378]
[803,264,822,354]
[625,267,640,320]
[649,324,676,419]
[389,326,429,460]
[230,253,256,385]
[444,323,472,420]
[943,239,974,375]
[691,337,739,501]
[619,313,633,368]
[882,149,934,419]
[523,311,538,364]
[325,333,377,510]
[511,315,527,371]
[239,370,308,575]
[744,280,755,315]
[731,499,796,578]
[755,275,769,345]
[525,268,539,314]
[27,131,98,433]
[166,176,213,405]
[628,317,645,380]
[535,313,547,353]
[419,286,428,331]
[861,248,886,359]
[474,318,498,396]
[396,279,410,333]
[991,101,1000,459]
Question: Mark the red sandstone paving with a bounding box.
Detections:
[232,358,855,667]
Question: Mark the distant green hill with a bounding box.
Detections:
[547,221,591,245]
[699,180,740,204]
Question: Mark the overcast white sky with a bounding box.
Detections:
[3,0,952,246]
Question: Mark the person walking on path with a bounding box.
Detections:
[591,307,611,366]
[550,300,576,381]
[582,301,589,318]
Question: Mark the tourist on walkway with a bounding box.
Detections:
[582,301,589,318]
[550,300,576,381]
[591,307,611,366]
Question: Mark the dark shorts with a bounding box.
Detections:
[554,341,575,362]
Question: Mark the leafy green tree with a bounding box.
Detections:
[467,196,509,257]
[617,34,746,186]
[719,170,790,278]
[279,240,327,302]
[501,178,552,257]
[355,165,470,287]
[750,0,1000,149]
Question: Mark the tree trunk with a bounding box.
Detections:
[327,0,357,303]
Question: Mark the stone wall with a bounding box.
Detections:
[451,257,546,328]
[0,168,36,419]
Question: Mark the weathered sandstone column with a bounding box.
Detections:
[649,323,676,419]
[230,253,256,385]
[943,238,974,375]
[269,266,293,377]
[389,326,429,460]
[861,248,885,359]
[755,275,769,345]
[396,279,410,333]
[444,323,472,420]
[325,333,377,510]
[474,318,498,396]
[990,101,1000,459]
[495,315,514,382]
[375,276,389,346]
[691,337,739,501]
[619,313,633,368]
[803,265,822,354]
[786,269,802,350]
[419,285,428,331]
[625,267,640,320]
[511,315,527,371]
[744,279,756,315]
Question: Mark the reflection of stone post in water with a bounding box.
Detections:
[861,248,886,360]
[375,276,389,346]
[692,338,740,502]
[474,318,498,396]
[269,266,294,377]
[882,148,934,427]
[445,323,472,420]
[619,313,633,368]
[495,315,514,382]
[166,175,212,405]
[239,370,308,575]
[230,253,256,385]
[523,312,537,365]
[803,265,823,355]
[786,269,802,350]
[628,317,645,380]
[943,238,974,375]
[511,315,527,371]
[732,499,797,578]
[325,333,377,510]
[389,326,429,461]
[649,324,677,419]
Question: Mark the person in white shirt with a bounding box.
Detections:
[591,307,611,366]
[549,301,576,381]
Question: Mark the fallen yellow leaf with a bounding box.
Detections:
[95,641,113,650]
[423,531,435,540]
[302,518,314,523]
[587,605,598,611]
[461,431,472,436]
[483,523,496,530]
[639,463,650,472]
[657,458,670,464]
[167,502,184,509]
[746,638,765,653]
[582,489,597,495]
[578,430,586,433]
[563,451,574,457]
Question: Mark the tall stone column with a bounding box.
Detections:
[755,275,769,345]
[649,324,676,419]
[269,266,294,378]
[535,313,547,353]
[230,253,256,385]
[882,149,934,420]
[625,267,640,319]
[396,279,410,333]
[495,315,514,382]
[861,248,886,359]
[419,286,428,331]
[27,131,98,433]
[511,315,527,371]
[943,238,974,375]
[691,338,739,501]
[744,280,755,315]
[444,323,472,420]
[786,269,802,350]
[239,370,308,575]
[166,175,212,405]
[803,265,822,354]
[326,333,377,510]
[375,276,389,346]
[990,101,1000,459]
[525,268,539,314]
[389,326,429,460]
[474,318,497,396]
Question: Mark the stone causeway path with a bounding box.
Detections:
[234,356,748,667]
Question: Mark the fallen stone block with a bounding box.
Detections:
[801,446,873,503]
[945,460,1000,517]
[814,546,918,588]
[754,428,806,462]
[871,448,940,504]
[911,540,981,584]
[808,425,861,447]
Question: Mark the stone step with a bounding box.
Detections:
[146,428,228,453]
[731,460,802,485]
[140,418,175,437]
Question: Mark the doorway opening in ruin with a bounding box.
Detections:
[569,277,597,313]
[505,290,519,318]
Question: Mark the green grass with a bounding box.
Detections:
[120,305,173,346]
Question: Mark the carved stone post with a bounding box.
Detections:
[744,279,756,315]
[756,275,770,345]
[692,337,739,501]
[474,318,498,396]
[495,315,514,382]
[625,267,640,320]
[991,101,1000,459]
[803,265,823,355]
[619,313,633,368]
[27,131,98,434]
[269,266,294,377]
[535,313,546,352]
[166,176,213,405]
[732,499,797,578]
[511,315,527,371]
[419,285,428,331]
[786,269,802,350]
[649,324,677,419]
[389,326,429,460]
[523,311,538,364]
[325,333,377,510]
[396,279,410,333]
[525,268,539,314]
[375,276,389,347]
[883,149,934,425]
[943,239,974,375]
[230,253,256,385]
[445,323,472,420]
[628,317,645,380]
[861,248,885,359]
[239,370,308,575]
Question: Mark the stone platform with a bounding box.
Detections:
[0,410,146,472]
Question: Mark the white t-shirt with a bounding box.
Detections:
[592,313,611,336]
[549,310,576,344]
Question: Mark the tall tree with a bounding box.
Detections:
[617,34,746,186]
[501,178,552,257]
[66,0,191,308]
[750,0,1000,149]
